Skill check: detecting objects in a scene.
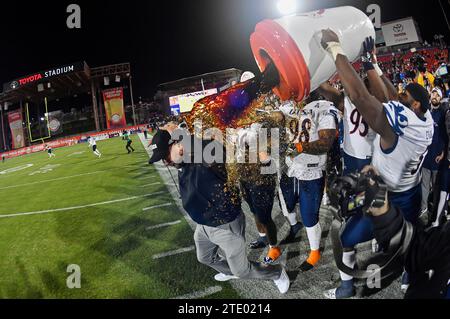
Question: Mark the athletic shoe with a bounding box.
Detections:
[299,250,321,272]
[280,223,303,245]
[401,271,409,293]
[323,285,356,299]
[214,273,239,282]
[273,267,290,294]
[249,236,268,249]
[299,260,314,272]
[263,247,282,264]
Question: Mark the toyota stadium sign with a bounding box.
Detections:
[381,17,420,47]
[3,62,85,92]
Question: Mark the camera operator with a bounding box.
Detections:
[328,167,450,299]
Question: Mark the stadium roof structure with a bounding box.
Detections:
[0,62,92,105]
[0,62,134,132]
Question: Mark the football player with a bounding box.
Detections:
[321,33,433,298]
[279,93,338,271]
[88,136,102,158]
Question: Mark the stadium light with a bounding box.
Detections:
[277,0,297,16]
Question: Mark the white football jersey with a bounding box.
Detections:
[343,96,376,160]
[234,127,256,163]
[280,100,337,180]
[372,101,434,192]
[88,138,97,147]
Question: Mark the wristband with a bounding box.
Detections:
[325,42,346,61]
[295,143,303,154]
[373,63,383,77]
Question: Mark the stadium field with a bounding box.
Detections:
[0,135,240,299]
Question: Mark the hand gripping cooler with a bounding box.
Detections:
[250,6,375,101]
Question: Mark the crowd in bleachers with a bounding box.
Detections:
[332,47,450,99]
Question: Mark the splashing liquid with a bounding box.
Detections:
[184,62,280,133]
[183,62,283,191]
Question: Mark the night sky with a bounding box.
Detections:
[0,0,449,99]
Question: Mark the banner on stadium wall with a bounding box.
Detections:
[7,111,25,149]
[381,18,420,47]
[103,87,126,129]
[48,110,64,135]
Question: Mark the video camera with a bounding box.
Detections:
[327,171,388,221]
[327,171,413,282]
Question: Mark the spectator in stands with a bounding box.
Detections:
[444,81,450,101]
[416,66,435,91]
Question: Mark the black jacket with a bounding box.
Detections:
[371,207,450,299]
[178,137,242,227]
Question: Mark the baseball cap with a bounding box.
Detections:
[240,71,255,83]
[148,130,173,164]
[431,87,443,99]
[405,83,430,111]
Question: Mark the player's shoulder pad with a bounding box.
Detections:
[307,100,339,118]
[304,100,335,110]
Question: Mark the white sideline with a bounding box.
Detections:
[145,220,181,230]
[143,203,173,211]
[137,175,156,180]
[0,170,105,190]
[172,286,223,299]
[152,246,195,259]
[0,191,165,219]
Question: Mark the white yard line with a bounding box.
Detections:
[145,220,181,230]
[172,286,223,299]
[0,191,165,219]
[152,246,195,260]
[0,170,105,190]
[139,182,161,187]
[143,203,174,211]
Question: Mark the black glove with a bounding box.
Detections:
[361,37,376,72]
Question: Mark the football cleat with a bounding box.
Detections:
[401,271,410,293]
[323,286,356,299]
[249,237,268,249]
[280,223,303,245]
[300,250,321,272]
[263,247,282,264]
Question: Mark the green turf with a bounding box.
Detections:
[0,136,241,299]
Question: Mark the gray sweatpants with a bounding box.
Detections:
[421,168,438,212]
[194,213,281,280]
